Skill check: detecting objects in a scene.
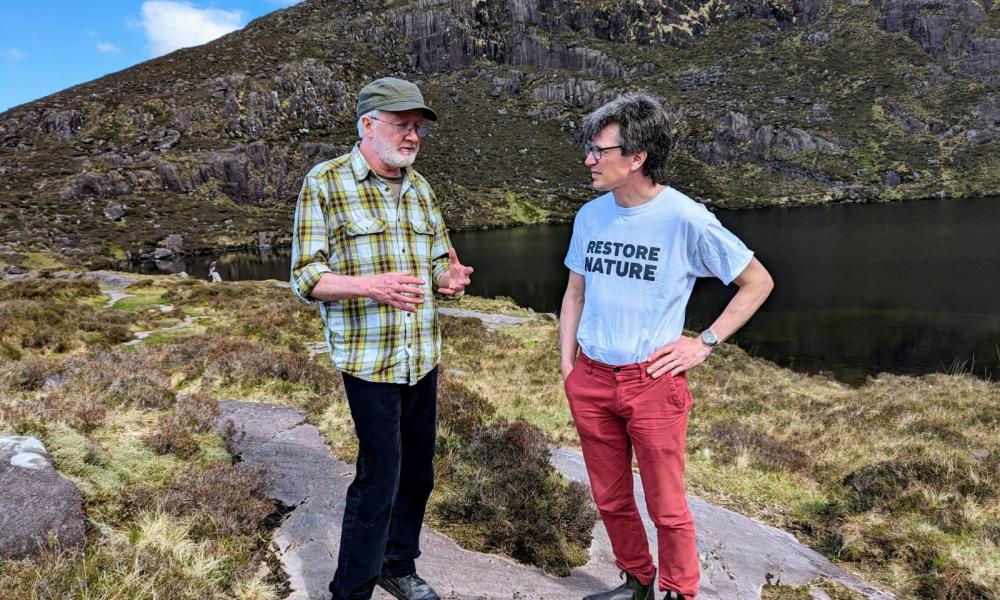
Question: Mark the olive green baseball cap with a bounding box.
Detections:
[356,77,438,121]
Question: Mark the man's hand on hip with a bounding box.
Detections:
[561,360,575,382]
[363,272,426,312]
[646,336,713,378]
[436,248,474,296]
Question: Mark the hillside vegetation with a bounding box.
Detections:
[0,0,998,265]
[1,269,995,598]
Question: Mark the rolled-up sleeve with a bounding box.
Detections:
[428,193,462,299]
[290,175,333,303]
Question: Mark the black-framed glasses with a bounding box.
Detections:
[584,143,623,160]
[369,116,429,138]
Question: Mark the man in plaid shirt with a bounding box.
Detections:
[290,77,473,600]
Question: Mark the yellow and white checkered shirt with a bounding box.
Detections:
[290,144,453,385]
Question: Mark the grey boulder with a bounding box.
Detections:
[0,436,86,560]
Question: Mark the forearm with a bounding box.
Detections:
[308,272,369,302]
[706,278,772,343]
[559,292,583,370]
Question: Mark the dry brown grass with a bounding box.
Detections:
[0,274,314,599]
[0,278,136,358]
[4,276,997,598]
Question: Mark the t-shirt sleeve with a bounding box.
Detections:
[690,216,754,285]
[564,211,586,275]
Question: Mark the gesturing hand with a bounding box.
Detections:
[436,248,474,296]
[646,335,712,378]
[363,272,426,312]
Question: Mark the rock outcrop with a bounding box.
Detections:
[0,436,86,560]
[0,0,997,262]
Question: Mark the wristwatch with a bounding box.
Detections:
[700,329,720,351]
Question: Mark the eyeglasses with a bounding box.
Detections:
[584,143,623,160]
[369,116,429,138]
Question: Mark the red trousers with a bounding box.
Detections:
[565,352,700,597]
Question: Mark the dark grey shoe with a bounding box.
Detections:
[583,571,654,600]
[663,591,686,600]
[377,572,440,600]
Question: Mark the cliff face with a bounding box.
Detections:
[0,0,998,264]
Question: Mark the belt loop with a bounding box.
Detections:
[639,362,647,383]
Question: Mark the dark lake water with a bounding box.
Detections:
[128,197,1000,383]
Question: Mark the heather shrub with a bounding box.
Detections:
[433,418,597,575]
[437,376,495,435]
[705,420,811,473]
[0,278,102,301]
[145,393,221,458]
[0,282,136,355]
[129,462,275,545]
[845,453,997,515]
[440,315,520,366]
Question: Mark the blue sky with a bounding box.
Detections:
[0,1,302,113]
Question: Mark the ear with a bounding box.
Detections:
[630,148,647,173]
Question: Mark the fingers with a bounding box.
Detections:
[647,348,685,378]
[436,287,457,296]
[649,358,683,378]
[646,344,676,363]
[396,285,425,298]
[390,272,425,286]
[389,300,418,312]
[387,290,423,311]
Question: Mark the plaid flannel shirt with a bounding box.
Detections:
[290,144,452,385]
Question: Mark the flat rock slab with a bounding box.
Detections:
[550,449,894,600]
[439,307,536,327]
[216,402,892,600]
[0,436,86,560]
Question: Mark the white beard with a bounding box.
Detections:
[372,133,418,168]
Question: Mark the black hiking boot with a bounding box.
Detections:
[377,572,440,600]
[583,570,654,600]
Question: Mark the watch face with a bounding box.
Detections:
[702,330,718,346]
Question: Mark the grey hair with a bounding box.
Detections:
[580,93,673,184]
[357,109,380,139]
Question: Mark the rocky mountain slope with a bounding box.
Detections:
[0,0,998,264]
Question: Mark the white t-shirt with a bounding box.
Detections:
[564,187,754,365]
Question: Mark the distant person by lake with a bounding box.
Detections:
[208,260,222,283]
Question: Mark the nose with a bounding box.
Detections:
[404,126,421,143]
[584,152,597,167]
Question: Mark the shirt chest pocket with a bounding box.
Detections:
[337,218,388,272]
[407,218,434,260]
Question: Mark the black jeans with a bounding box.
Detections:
[331,368,438,600]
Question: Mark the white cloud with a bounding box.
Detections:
[97,42,122,54]
[3,48,26,61]
[140,1,245,57]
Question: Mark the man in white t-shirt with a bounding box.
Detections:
[561,94,774,600]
